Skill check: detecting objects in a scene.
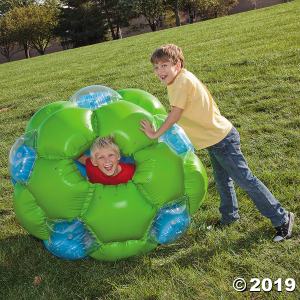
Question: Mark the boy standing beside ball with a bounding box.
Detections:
[139,44,294,242]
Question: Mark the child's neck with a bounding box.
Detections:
[168,68,183,86]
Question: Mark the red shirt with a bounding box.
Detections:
[86,158,135,185]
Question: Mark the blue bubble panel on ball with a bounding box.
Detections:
[148,196,191,245]
[45,218,99,260]
[70,85,122,110]
[75,150,91,178]
[120,155,134,164]
[154,114,194,157]
[8,130,37,187]
[77,92,110,110]
[160,124,194,154]
[75,160,87,178]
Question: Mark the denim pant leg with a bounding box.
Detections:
[208,149,240,223]
[207,127,288,227]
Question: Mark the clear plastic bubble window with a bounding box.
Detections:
[147,196,191,245]
[44,218,99,260]
[8,130,37,187]
[154,114,194,159]
[69,85,122,110]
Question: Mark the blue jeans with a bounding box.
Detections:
[207,126,287,227]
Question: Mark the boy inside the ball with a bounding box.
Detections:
[77,136,135,185]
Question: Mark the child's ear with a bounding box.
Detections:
[91,158,97,167]
[117,153,121,161]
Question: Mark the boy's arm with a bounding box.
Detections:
[77,154,89,165]
[140,106,183,140]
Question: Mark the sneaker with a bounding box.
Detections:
[207,219,237,230]
[273,212,295,242]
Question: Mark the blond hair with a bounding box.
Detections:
[150,44,184,68]
[90,136,120,161]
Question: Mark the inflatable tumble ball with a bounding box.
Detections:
[9,86,207,261]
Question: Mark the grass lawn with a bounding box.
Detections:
[0,1,299,299]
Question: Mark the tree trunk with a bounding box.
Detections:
[110,25,117,40]
[189,8,194,24]
[23,42,31,58]
[107,17,117,40]
[148,19,157,32]
[175,8,180,26]
[161,15,165,29]
[174,0,180,26]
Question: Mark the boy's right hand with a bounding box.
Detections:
[139,118,157,140]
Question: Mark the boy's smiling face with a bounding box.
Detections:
[91,147,121,176]
[153,60,181,85]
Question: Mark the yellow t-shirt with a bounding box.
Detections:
[167,68,232,150]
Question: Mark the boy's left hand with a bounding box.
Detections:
[139,118,156,140]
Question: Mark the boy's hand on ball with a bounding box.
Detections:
[140,118,156,140]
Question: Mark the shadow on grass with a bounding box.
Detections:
[0,217,297,299]
[0,234,128,298]
[145,220,275,269]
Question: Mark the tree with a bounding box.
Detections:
[181,0,201,23]
[210,0,237,18]
[0,0,36,15]
[3,3,60,58]
[26,5,59,55]
[162,0,183,26]
[54,0,109,47]
[0,15,20,61]
[134,0,164,31]
[5,5,33,58]
[101,0,139,40]
[196,0,237,21]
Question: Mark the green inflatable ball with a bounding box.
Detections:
[9,86,207,261]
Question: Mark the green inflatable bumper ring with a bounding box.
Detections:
[9,86,207,261]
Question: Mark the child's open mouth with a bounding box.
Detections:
[161,75,167,81]
[105,165,113,172]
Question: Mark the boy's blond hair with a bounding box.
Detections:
[150,44,184,68]
[90,136,120,161]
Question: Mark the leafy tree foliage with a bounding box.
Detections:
[100,0,139,40]
[181,0,201,23]
[196,0,237,20]
[0,0,36,15]
[4,4,59,57]
[27,5,59,55]
[163,0,182,26]
[129,0,164,32]
[54,0,139,45]
[0,15,19,61]
[54,0,109,47]
[162,0,237,26]
[5,6,33,57]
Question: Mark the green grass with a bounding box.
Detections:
[1,1,300,299]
